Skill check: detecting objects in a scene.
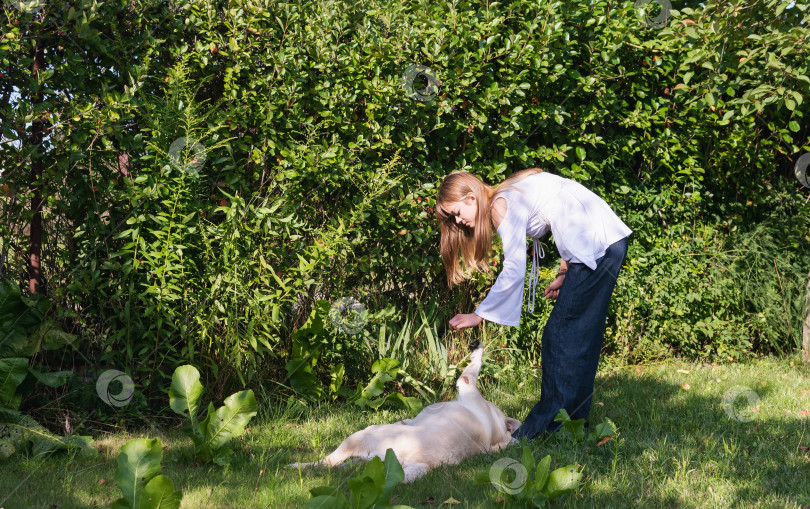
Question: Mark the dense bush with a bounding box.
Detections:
[0,0,808,423]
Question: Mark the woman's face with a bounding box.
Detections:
[444,193,477,228]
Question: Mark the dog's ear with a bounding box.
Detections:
[505,417,521,434]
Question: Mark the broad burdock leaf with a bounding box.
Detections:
[113,438,164,508]
[169,365,204,424]
[203,389,258,452]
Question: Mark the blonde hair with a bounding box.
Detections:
[435,168,543,287]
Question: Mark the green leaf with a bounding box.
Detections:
[169,365,204,424]
[0,358,28,408]
[554,409,585,441]
[683,71,694,85]
[212,446,234,466]
[534,455,552,492]
[543,465,582,498]
[590,418,617,441]
[348,459,384,508]
[27,368,72,388]
[290,300,329,344]
[140,475,183,509]
[0,437,16,460]
[358,359,400,402]
[789,121,800,132]
[285,358,324,400]
[0,281,45,357]
[531,492,550,507]
[473,470,493,486]
[193,404,215,463]
[37,319,80,351]
[382,393,423,414]
[111,498,131,509]
[371,358,400,377]
[310,486,342,498]
[0,407,96,459]
[307,495,350,509]
[114,438,164,509]
[328,363,344,399]
[521,446,535,480]
[576,147,586,160]
[379,449,406,505]
[203,390,258,457]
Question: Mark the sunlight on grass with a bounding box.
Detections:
[1,355,808,508]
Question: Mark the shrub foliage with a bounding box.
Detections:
[0,0,808,417]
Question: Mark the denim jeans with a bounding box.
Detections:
[514,236,629,440]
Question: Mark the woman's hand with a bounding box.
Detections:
[543,276,565,300]
[448,312,483,330]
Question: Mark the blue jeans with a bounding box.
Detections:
[514,237,629,439]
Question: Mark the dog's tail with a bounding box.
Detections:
[457,340,484,392]
[288,438,364,471]
[288,454,358,470]
[288,460,322,469]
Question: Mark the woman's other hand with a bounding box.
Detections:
[448,312,483,330]
[543,276,564,300]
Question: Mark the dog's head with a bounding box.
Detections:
[481,398,521,447]
[492,403,521,436]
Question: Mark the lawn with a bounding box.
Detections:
[2,354,809,508]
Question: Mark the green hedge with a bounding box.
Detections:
[0,0,808,410]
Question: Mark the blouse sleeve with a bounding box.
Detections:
[474,193,528,327]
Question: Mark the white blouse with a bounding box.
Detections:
[474,172,632,326]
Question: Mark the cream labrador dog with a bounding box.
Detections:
[290,341,521,482]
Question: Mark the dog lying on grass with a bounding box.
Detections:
[290,340,521,482]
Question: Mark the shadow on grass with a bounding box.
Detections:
[1,363,808,508]
[275,367,809,508]
[558,369,810,508]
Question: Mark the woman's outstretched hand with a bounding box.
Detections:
[448,312,483,330]
[543,276,564,300]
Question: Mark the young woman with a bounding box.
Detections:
[434,168,631,439]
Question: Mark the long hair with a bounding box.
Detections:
[435,168,543,287]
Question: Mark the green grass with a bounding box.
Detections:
[2,354,810,508]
